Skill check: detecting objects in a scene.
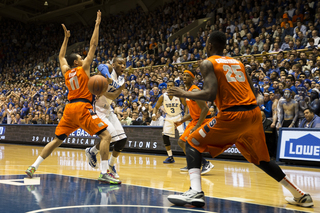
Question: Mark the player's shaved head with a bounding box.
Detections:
[114,57,124,63]
[208,31,226,53]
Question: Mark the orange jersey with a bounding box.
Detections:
[65,66,92,102]
[206,56,257,111]
[186,85,211,120]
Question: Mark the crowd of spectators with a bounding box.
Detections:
[1,0,320,130]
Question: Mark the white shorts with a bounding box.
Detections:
[96,106,127,143]
[163,114,185,138]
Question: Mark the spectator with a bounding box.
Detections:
[120,111,132,126]
[131,111,142,125]
[261,93,273,118]
[299,108,320,128]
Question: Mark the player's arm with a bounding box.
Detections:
[180,97,188,115]
[176,104,192,126]
[168,60,217,101]
[102,83,126,100]
[290,101,299,128]
[278,100,284,127]
[152,95,163,118]
[82,10,101,75]
[59,24,70,75]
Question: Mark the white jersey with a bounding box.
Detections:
[163,93,182,117]
[95,69,125,115]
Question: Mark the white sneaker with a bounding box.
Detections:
[109,164,120,179]
[167,188,205,207]
[285,193,313,208]
[85,147,98,168]
[201,161,214,175]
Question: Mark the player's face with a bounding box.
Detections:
[76,54,83,66]
[167,82,175,90]
[183,72,193,84]
[113,58,125,76]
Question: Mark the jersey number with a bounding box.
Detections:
[223,65,245,83]
[69,76,80,90]
[171,108,175,113]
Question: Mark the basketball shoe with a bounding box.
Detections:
[85,147,97,168]
[167,187,205,207]
[285,194,313,207]
[98,172,121,185]
[163,156,175,163]
[25,166,36,178]
[109,163,119,179]
[201,161,214,175]
[180,166,188,172]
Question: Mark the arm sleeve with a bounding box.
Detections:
[97,64,111,78]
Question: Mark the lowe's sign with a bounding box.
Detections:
[278,128,320,162]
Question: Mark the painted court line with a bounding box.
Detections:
[26,205,215,213]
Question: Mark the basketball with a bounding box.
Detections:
[88,75,108,96]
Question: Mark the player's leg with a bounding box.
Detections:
[162,118,176,163]
[80,104,120,184]
[108,112,127,178]
[26,106,76,178]
[168,141,205,207]
[238,107,313,207]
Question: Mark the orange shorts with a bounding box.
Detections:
[179,118,212,142]
[187,107,270,165]
[55,102,108,137]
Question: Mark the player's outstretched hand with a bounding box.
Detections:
[168,87,185,97]
[61,24,70,38]
[96,10,101,25]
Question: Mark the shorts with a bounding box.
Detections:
[187,107,270,165]
[55,102,108,137]
[163,114,184,137]
[96,109,127,143]
[179,117,212,142]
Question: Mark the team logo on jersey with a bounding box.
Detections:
[209,118,217,127]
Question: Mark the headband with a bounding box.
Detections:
[184,70,195,78]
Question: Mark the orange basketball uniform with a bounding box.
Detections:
[187,56,270,165]
[55,66,108,138]
[180,85,211,142]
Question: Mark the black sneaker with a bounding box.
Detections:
[163,156,175,163]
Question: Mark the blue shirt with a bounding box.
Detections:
[261,100,273,118]
[299,115,320,128]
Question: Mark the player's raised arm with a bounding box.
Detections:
[83,10,101,73]
[59,24,70,75]
[168,60,218,102]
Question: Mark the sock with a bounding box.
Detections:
[189,168,201,192]
[167,150,173,157]
[91,146,99,154]
[201,157,207,165]
[109,155,117,167]
[101,160,109,174]
[32,156,44,170]
[280,176,305,198]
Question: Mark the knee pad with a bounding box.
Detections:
[56,134,67,141]
[186,142,202,169]
[113,138,127,152]
[163,135,171,147]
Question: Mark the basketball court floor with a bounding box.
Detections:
[0,144,319,213]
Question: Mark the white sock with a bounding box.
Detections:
[280,176,305,198]
[101,160,109,174]
[189,168,201,192]
[91,146,99,154]
[109,155,117,167]
[167,150,173,157]
[31,189,43,203]
[32,156,44,170]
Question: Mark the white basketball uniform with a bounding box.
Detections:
[95,69,127,143]
[162,93,185,138]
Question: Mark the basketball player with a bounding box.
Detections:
[25,11,121,185]
[152,81,187,163]
[278,89,299,128]
[85,59,127,179]
[174,70,214,174]
[167,31,313,207]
